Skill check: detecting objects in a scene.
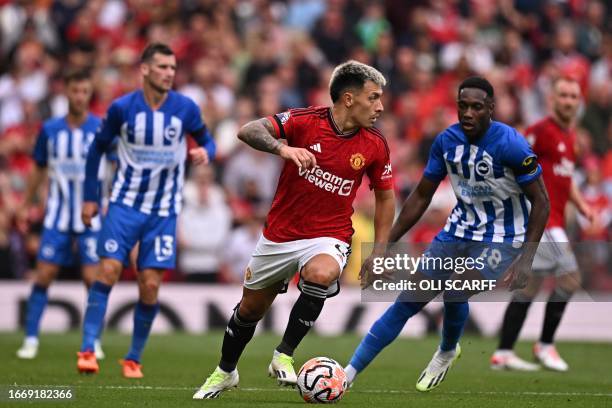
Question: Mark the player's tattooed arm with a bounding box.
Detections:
[237,118,283,154]
[238,118,316,169]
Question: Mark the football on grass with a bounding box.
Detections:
[297,357,348,403]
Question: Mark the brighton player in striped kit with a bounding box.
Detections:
[76,43,216,378]
[16,70,109,360]
[345,77,551,392]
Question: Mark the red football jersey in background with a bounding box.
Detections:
[525,117,576,228]
[264,106,393,244]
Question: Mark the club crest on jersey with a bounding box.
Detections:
[350,153,366,170]
[164,125,179,142]
[245,267,252,281]
[277,111,290,125]
[104,239,119,253]
[41,245,55,259]
[475,160,491,177]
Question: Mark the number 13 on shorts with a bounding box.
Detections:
[154,235,174,262]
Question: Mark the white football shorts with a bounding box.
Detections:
[532,227,579,276]
[243,235,351,297]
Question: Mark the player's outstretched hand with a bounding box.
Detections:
[278,145,316,170]
[504,255,531,291]
[189,147,210,165]
[82,202,99,227]
[359,253,393,289]
[359,254,375,289]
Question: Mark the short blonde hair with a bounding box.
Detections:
[329,60,386,103]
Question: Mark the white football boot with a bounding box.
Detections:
[16,337,39,359]
[490,350,540,371]
[268,350,297,386]
[533,343,569,372]
[416,344,461,392]
[193,367,239,399]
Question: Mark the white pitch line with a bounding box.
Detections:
[5,384,612,398]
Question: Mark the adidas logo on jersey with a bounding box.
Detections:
[309,143,322,153]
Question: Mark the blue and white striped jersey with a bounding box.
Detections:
[33,114,106,233]
[424,121,542,243]
[84,90,215,217]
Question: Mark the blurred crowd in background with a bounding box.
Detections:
[0,0,610,287]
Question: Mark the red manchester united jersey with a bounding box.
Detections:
[525,117,576,228]
[264,106,393,244]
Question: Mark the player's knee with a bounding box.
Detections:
[301,267,338,287]
[237,302,265,322]
[35,262,59,286]
[140,279,161,295]
[98,259,122,285]
[558,272,582,294]
[35,271,55,287]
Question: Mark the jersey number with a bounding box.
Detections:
[84,238,98,261]
[155,235,174,261]
[479,247,502,269]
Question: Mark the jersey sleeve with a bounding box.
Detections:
[96,102,122,149]
[185,98,205,134]
[267,110,296,144]
[366,139,393,190]
[185,99,216,160]
[84,102,122,202]
[423,133,447,182]
[503,129,542,186]
[32,126,49,167]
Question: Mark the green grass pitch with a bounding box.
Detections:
[1,332,611,407]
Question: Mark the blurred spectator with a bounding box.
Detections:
[576,155,611,287]
[551,22,590,92]
[578,156,611,241]
[178,166,232,283]
[0,41,48,132]
[440,20,494,74]
[223,145,281,214]
[581,82,611,155]
[221,214,265,283]
[284,0,326,32]
[576,0,606,61]
[311,6,358,64]
[214,96,256,160]
[355,2,390,53]
[0,1,59,56]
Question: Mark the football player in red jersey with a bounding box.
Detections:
[193,60,396,399]
[491,77,596,372]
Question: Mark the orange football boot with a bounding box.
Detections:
[121,359,144,379]
[77,351,99,374]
